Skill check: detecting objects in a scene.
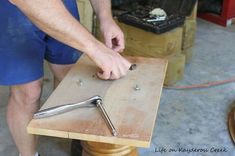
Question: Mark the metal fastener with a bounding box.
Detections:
[129,64,137,71]
[134,85,141,91]
[77,79,83,86]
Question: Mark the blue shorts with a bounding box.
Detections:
[0,0,82,85]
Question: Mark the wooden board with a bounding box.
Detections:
[27,56,167,147]
[76,0,93,32]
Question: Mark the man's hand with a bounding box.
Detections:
[100,19,125,53]
[88,0,129,79]
[89,0,125,53]
[88,42,130,80]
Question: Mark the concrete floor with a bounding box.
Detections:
[0,19,235,156]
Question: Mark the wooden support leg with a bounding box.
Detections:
[81,141,138,156]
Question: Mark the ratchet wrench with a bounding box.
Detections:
[33,95,117,136]
[33,95,101,119]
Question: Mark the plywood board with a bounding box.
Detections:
[27,56,167,147]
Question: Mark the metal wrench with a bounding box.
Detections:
[33,95,101,119]
[33,95,117,136]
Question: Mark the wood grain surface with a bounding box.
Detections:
[27,55,167,147]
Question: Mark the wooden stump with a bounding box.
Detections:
[81,141,138,156]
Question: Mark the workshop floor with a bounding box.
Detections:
[0,19,235,156]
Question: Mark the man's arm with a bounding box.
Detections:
[89,0,112,21]
[10,0,130,80]
[90,0,125,52]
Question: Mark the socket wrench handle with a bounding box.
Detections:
[34,95,101,119]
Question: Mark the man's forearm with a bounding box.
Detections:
[10,0,101,57]
[89,0,113,22]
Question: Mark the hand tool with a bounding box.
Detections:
[33,96,101,119]
[33,95,117,136]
